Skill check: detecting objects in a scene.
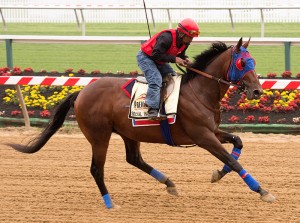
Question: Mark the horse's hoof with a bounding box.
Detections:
[260,192,276,203]
[211,170,222,183]
[166,186,179,196]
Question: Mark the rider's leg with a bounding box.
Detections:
[136,50,164,119]
[157,63,177,76]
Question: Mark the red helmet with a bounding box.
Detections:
[177,18,200,37]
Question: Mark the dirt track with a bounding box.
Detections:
[0,127,299,223]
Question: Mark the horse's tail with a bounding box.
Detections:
[6,91,80,154]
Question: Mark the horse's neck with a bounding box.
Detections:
[193,49,231,106]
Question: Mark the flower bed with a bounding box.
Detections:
[0,67,300,125]
[221,87,300,124]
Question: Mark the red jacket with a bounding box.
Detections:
[141,29,187,64]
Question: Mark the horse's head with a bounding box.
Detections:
[227,38,263,100]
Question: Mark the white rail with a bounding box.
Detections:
[0,76,299,90]
[1,35,300,46]
[1,5,300,36]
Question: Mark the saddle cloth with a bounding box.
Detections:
[128,75,182,126]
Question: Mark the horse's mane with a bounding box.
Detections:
[181,41,229,84]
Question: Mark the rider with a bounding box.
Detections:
[136,18,199,120]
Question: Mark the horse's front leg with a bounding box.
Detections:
[198,133,275,203]
[211,129,244,183]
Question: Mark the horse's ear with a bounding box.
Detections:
[235,37,243,53]
[243,37,251,49]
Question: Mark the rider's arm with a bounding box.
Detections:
[151,32,176,63]
[177,47,189,60]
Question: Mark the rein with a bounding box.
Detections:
[185,66,241,88]
[175,46,246,92]
[179,64,243,91]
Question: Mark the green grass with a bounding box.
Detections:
[0,23,300,75]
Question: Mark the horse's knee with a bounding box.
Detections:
[232,135,243,149]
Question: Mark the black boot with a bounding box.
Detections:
[148,108,158,120]
[148,108,167,120]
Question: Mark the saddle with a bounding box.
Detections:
[128,74,181,120]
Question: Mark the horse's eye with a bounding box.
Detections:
[241,58,246,67]
[235,58,243,70]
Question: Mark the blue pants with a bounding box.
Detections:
[136,50,175,109]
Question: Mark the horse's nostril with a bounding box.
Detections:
[253,89,262,98]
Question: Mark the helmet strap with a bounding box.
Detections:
[178,30,185,38]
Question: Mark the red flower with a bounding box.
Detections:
[259,105,272,113]
[27,111,35,116]
[258,116,270,123]
[283,106,295,112]
[77,69,86,75]
[129,70,138,75]
[296,72,300,78]
[0,66,10,74]
[91,70,100,75]
[267,73,277,78]
[221,104,235,112]
[23,67,34,73]
[65,68,73,74]
[244,115,255,123]
[39,69,47,74]
[273,105,283,113]
[0,66,12,76]
[259,95,269,103]
[281,70,292,78]
[228,115,240,123]
[288,101,298,109]
[51,70,59,74]
[40,110,51,117]
[13,66,22,75]
[11,110,22,116]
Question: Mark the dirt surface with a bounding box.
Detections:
[0,127,299,223]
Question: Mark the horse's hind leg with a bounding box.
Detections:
[211,129,243,183]
[122,136,178,196]
[88,131,117,209]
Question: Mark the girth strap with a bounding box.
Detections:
[159,105,176,146]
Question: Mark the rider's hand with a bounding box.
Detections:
[184,58,192,66]
[176,57,187,66]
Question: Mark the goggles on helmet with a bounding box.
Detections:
[178,23,199,37]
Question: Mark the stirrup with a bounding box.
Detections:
[157,113,167,120]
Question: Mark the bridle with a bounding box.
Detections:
[177,46,247,94]
[183,65,246,93]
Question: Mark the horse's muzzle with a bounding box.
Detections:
[246,88,263,100]
[253,89,263,99]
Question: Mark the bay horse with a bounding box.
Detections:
[7,38,275,208]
